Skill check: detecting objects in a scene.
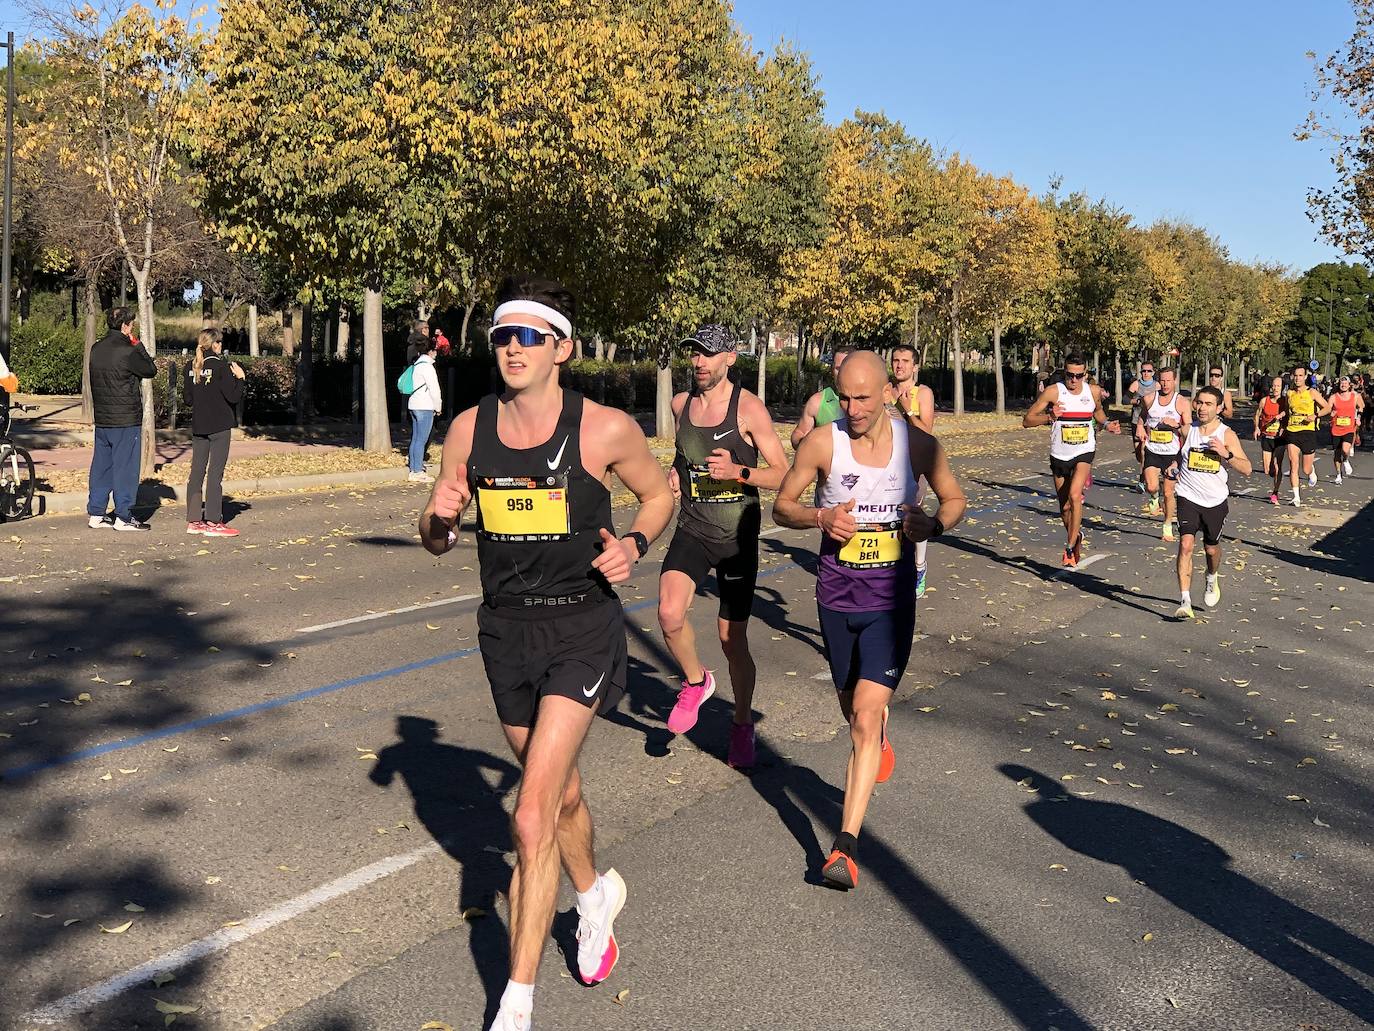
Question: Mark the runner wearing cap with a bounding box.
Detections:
[1173,386,1251,619]
[774,350,966,889]
[885,343,936,596]
[791,344,852,449]
[1328,376,1363,484]
[419,275,673,1031]
[658,325,790,768]
[1022,353,1121,566]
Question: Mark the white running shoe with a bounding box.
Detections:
[1343,459,1353,476]
[114,516,151,532]
[1335,474,1344,485]
[1174,601,1195,620]
[1204,581,1221,608]
[1291,491,1302,508]
[88,514,115,529]
[576,868,626,985]
[1308,471,1317,487]
[487,1005,531,1031]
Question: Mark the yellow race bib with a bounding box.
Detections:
[838,522,903,569]
[688,465,745,503]
[1187,449,1221,474]
[1060,424,1091,445]
[1336,416,1354,428]
[1149,428,1175,445]
[477,476,571,539]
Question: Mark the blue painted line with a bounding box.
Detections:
[2,495,1015,782]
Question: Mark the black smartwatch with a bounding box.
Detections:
[739,466,752,482]
[930,517,945,538]
[625,531,649,559]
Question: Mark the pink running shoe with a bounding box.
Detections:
[201,522,240,538]
[667,670,715,734]
[186,521,209,535]
[576,868,626,985]
[727,722,756,769]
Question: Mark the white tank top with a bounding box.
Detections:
[1144,392,1183,455]
[1049,382,1097,461]
[818,417,920,568]
[1176,423,1229,508]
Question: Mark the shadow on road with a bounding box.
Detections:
[1258,493,1374,585]
[369,716,520,1027]
[1000,764,1374,1025]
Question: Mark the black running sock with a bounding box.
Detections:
[832,832,858,860]
[687,675,708,688]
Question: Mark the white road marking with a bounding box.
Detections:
[24,843,443,1025]
[297,595,480,633]
[1049,552,1110,581]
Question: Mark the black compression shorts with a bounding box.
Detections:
[1049,452,1094,480]
[1286,430,1318,455]
[1143,450,1180,474]
[1260,435,1282,453]
[660,525,759,622]
[477,600,626,728]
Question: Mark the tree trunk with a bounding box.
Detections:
[1092,348,1101,384]
[248,303,260,357]
[281,308,296,357]
[605,339,618,362]
[1239,356,1247,398]
[575,336,583,360]
[460,297,475,353]
[593,333,604,361]
[950,292,965,416]
[754,323,765,405]
[296,302,314,426]
[80,276,99,424]
[335,308,351,360]
[132,267,157,479]
[1190,363,1199,394]
[795,323,807,406]
[363,283,390,453]
[201,288,214,326]
[992,320,1006,415]
[1114,350,1123,407]
[70,281,78,328]
[655,348,673,440]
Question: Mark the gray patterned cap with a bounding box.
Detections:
[681,324,736,355]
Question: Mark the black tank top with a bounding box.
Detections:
[672,381,760,545]
[468,390,615,608]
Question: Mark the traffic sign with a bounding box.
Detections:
[1310,360,1320,371]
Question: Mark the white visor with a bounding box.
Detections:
[491,300,572,339]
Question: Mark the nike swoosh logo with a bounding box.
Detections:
[713,430,734,440]
[721,574,742,581]
[582,672,605,698]
[547,436,569,470]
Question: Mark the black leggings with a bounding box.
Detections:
[188,429,232,523]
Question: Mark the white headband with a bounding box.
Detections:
[492,300,572,339]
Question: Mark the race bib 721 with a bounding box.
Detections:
[838,522,903,569]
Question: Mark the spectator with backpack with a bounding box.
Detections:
[399,335,441,482]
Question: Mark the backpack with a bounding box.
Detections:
[397,360,419,396]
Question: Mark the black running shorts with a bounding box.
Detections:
[1143,450,1180,474]
[660,524,759,622]
[1260,435,1281,453]
[1286,429,1318,455]
[476,600,626,728]
[1176,495,1227,547]
[1049,452,1094,480]
[817,601,916,693]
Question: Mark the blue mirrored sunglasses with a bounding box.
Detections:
[488,322,562,348]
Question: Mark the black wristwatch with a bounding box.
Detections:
[930,517,945,538]
[625,531,649,559]
[738,466,752,482]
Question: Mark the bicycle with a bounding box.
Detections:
[0,401,37,521]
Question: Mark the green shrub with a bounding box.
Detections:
[9,317,84,393]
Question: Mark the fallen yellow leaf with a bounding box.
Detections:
[614,989,630,1005]
[101,920,134,934]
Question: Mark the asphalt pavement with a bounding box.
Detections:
[1,423,1372,1031]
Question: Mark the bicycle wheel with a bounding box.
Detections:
[0,443,35,521]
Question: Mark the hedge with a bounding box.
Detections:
[9,317,85,394]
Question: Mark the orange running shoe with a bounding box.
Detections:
[877,706,895,784]
[822,849,858,889]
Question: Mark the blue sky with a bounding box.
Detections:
[732,0,1356,272]
[0,0,1356,272]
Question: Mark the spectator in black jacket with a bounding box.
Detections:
[87,306,156,531]
[185,327,245,538]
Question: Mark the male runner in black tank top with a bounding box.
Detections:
[419,276,672,1031]
[657,324,790,769]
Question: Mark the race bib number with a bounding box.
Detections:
[1336,416,1354,428]
[1263,422,1279,437]
[1149,428,1175,445]
[1186,449,1221,474]
[838,522,902,569]
[688,465,744,503]
[1060,424,1091,445]
[477,475,571,539]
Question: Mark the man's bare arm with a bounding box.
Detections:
[791,392,821,449]
[740,394,790,490]
[419,408,477,556]
[1022,385,1057,429]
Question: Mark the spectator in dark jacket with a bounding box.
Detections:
[87,306,156,531]
[185,327,245,538]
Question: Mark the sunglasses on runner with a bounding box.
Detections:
[1064,371,1086,380]
[487,322,563,348]
[1141,367,1154,374]
[1209,371,1223,378]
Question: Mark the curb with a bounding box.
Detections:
[34,466,422,518]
